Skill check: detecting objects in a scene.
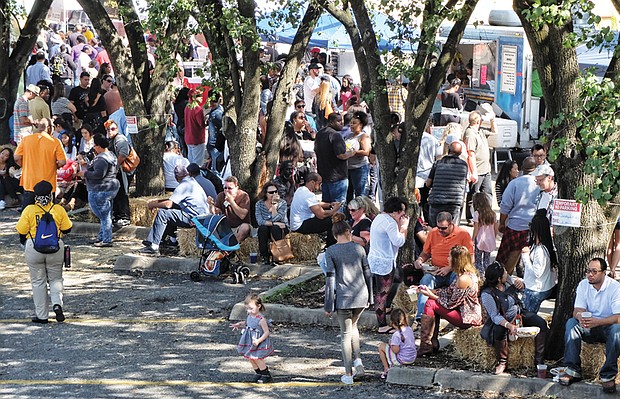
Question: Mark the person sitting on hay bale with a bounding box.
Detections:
[561,257,620,393]
[211,176,251,244]
[417,245,482,357]
[138,165,210,256]
[480,261,548,375]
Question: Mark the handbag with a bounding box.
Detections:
[122,145,140,173]
[270,235,294,262]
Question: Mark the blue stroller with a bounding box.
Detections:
[190,214,250,284]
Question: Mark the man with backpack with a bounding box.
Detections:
[16,180,72,324]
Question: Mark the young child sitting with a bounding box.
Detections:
[377,308,417,379]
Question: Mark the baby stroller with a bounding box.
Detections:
[190,214,250,284]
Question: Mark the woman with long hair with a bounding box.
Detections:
[480,262,548,374]
[495,160,519,206]
[324,212,373,384]
[345,111,372,199]
[521,210,557,313]
[84,77,108,134]
[339,75,359,112]
[417,245,482,356]
[312,77,336,130]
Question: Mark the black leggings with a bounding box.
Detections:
[257,224,289,257]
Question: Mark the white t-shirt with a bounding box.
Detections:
[303,75,320,113]
[574,276,620,318]
[163,152,189,189]
[290,186,319,231]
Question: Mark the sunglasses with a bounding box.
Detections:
[296,104,305,108]
[297,116,306,120]
[437,226,449,231]
[224,186,235,190]
[348,208,359,212]
[106,127,118,132]
[105,79,114,83]
[267,190,278,194]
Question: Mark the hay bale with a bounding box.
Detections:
[581,343,620,383]
[392,283,416,318]
[238,238,259,260]
[178,228,200,257]
[128,196,161,227]
[453,326,535,371]
[289,232,323,261]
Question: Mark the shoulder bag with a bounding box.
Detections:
[270,234,294,262]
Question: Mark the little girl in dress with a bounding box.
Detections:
[230,294,274,383]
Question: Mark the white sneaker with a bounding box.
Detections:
[340,375,354,385]
[353,358,365,377]
[0,200,6,210]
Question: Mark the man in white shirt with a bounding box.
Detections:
[416,119,442,223]
[562,257,620,393]
[303,63,321,114]
[532,164,557,224]
[289,173,340,246]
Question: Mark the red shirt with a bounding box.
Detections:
[184,106,206,145]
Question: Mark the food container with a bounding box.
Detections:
[516,326,540,338]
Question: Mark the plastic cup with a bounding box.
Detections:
[581,311,592,319]
[249,253,258,264]
[537,364,548,379]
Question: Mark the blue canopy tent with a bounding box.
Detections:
[258,13,417,52]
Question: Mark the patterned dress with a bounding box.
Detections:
[236,314,274,359]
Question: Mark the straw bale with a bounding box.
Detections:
[289,233,323,261]
[392,283,416,319]
[581,343,620,383]
[129,196,161,227]
[237,238,259,260]
[178,228,200,257]
[453,326,535,371]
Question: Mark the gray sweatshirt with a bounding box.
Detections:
[324,241,373,313]
[84,151,120,192]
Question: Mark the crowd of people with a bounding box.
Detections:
[9,26,620,393]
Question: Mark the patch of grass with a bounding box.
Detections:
[264,276,325,309]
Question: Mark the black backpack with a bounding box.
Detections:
[31,205,60,254]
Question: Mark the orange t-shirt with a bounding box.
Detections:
[15,132,66,192]
[423,225,474,268]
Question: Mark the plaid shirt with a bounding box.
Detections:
[13,96,31,144]
[387,84,407,120]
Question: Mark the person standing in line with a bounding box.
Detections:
[16,180,72,324]
[78,135,120,247]
[324,213,373,385]
[472,192,498,274]
[367,197,409,333]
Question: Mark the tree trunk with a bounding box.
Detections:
[0,0,54,143]
[515,0,620,359]
[261,5,322,187]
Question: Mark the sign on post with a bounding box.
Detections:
[552,199,582,227]
[126,116,138,135]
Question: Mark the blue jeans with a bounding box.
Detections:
[89,189,119,243]
[146,208,194,246]
[416,271,457,319]
[564,317,620,381]
[522,287,554,313]
[187,143,206,166]
[207,145,221,173]
[348,164,369,197]
[322,178,348,204]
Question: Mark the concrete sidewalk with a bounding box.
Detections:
[387,366,613,399]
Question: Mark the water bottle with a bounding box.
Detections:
[64,245,71,269]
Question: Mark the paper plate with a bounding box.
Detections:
[516,326,540,338]
[422,264,438,272]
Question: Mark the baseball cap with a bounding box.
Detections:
[531,164,554,177]
[34,180,53,196]
[308,63,320,70]
[310,47,321,53]
[186,163,201,175]
[26,84,40,95]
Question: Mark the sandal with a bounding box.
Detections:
[380,371,388,380]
